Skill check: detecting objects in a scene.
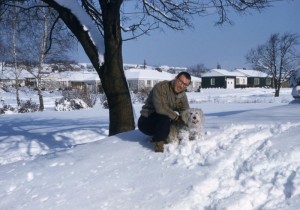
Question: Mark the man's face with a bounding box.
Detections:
[174,75,190,94]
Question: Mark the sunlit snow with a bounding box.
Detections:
[1,87,300,210]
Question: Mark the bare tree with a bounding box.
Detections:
[0,3,28,106]
[0,1,75,110]
[23,3,75,111]
[1,0,279,135]
[246,33,300,97]
[187,63,209,77]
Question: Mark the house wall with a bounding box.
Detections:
[247,77,272,88]
[202,77,227,88]
[127,80,139,91]
[235,77,247,88]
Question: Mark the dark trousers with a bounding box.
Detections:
[138,113,171,142]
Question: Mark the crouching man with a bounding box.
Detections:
[137,72,191,152]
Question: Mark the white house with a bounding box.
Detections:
[124,68,174,91]
[124,68,201,92]
[42,71,101,91]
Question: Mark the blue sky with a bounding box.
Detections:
[75,0,300,70]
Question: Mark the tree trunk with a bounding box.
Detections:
[99,1,135,135]
[38,87,44,111]
[41,0,135,135]
[15,79,21,106]
[275,88,280,97]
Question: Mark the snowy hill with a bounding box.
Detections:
[0,88,300,210]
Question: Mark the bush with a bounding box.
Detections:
[0,102,16,114]
[131,87,151,104]
[62,89,97,107]
[18,99,39,113]
[55,89,95,111]
[99,94,108,109]
[55,97,88,111]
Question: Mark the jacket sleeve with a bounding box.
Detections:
[152,83,178,120]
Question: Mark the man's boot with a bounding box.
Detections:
[153,141,164,152]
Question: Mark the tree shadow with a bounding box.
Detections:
[0,114,109,164]
[205,109,252,117]
[113,130,153,150]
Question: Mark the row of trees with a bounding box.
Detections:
[0,0,293,136]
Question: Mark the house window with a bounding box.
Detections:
[146,80,151,87]
[266,78,271,85]
[254,78,260,85]
[210,78,215,85]
[236,78,240,85]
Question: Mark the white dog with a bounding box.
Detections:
[167,108,204,144]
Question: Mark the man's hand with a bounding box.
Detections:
[173,115,182,123]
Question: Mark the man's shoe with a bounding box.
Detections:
[153,141,164,153]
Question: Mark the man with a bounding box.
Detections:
[138,72,191,152]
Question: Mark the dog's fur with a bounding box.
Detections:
[167,108,204,144]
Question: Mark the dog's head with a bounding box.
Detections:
[181,108,204,128]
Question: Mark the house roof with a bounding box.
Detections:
[202,69,245,77]
[46,71,100,82]
[235,69,268,77]
[125,68,175,80]
[124,68,201,82]
[0,68,33,80]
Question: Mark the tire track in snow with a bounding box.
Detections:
[165,122,300,210]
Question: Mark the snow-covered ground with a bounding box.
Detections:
[0,87,299,210]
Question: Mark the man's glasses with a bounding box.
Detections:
[177,78,190,88]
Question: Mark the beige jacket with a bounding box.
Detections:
[140,80,189,120]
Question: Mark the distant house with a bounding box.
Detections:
[201,69,247,89]
[0,68,34,87]
[125,68,173,92]
[124,68,201,92]
[43,71,101,92]
[235,69,273,88]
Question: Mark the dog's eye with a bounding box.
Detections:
[189,112,192,115]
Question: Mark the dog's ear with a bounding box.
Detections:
[197,108,205,122]
[180,109,190,124]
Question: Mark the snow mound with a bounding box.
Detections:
[164,122,300,209]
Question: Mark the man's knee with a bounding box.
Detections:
[138,115,153,136]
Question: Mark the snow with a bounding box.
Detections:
[125,68,176,80]
[202,69,245,77]
[0,87,300,210]
[235,69,268,77]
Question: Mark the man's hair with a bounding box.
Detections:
[176,71,191,81]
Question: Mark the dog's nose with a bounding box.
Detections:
[193,116,196,119]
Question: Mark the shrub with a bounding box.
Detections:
[18,99,39,113]
[62,89,97,107]
[0,102,16,114]
[99,93,108,109]
[55,97,88,111]
[131,87,151,104]
[55,88,96,111]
